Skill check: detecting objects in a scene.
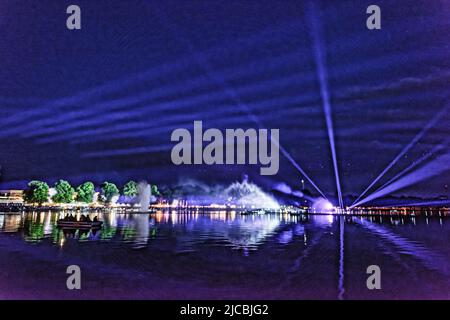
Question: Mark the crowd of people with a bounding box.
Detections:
[62,214,99,222]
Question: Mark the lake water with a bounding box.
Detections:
[0,210,448,299]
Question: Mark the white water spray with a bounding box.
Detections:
[137,181,151,212]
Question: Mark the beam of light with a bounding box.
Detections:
[27,35,398,141]
[37,86,438,145]
[307,1,343,208]
[212,80,329,200]
[153,8,329,200]
[30,81,430,144]
[276,143,327,199]
[34,96,319,145]
[351,103,450,207]
[61,110,303,156]
[203,76,329,199]
[9,40,441,140]
[24,55,315,136]
[81,145,170,158]
[0,19,291,128]
[24,35,431,140]
[0,58,192,129]
[374,140,448,193]
[33,88,432,145]
[23,69,318,140]
[352,151,450,207]
[1,20,323,137]
[374,151,435,192]
[6,2,440,139]
[3,5,444,138]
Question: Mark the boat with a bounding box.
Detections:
[57,219,103,229]
[241,209,265,215]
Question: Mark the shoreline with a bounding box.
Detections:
[0,206,448,217]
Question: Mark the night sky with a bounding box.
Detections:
[0,0,449,200]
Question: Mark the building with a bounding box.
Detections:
[0,190,24,211]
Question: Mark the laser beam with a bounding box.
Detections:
[351,102,449,207]
[374,140,448,193]
[307,1,344,208]
[352,151,450,207]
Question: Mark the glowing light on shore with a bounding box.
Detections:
[312,197,334,213]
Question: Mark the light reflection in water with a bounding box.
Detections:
[0,210,448,299]
[132,214,150,249]
[0,213,22,233]
[355,218,449,276]
[0,210,301,251]
[0,210,446,256]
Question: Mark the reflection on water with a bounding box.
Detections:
[0,210,448,299]
[0,210,301,250]
[0,210,446,250]
[355,218,449,276]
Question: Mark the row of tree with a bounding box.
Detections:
[23,180,159,205]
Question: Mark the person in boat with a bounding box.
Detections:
[69,214,75,221]
[63,214,70,221]
[80,215,86,222]
[93,216,98,222]
[85,215,92,222]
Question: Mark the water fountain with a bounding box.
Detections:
[137,181,151,212]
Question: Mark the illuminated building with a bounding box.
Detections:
[0,190,24,211]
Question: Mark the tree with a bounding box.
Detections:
[101,182,119,203]
[24,180,49,204]
[76,182,95,203]
[123,180,138,197]
[151,184,160,196]
[52,180,75,203]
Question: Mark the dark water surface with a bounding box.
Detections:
[0,211,448,299]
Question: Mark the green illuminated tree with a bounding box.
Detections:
[101,181,119,203]
[52,180,75,203]
[76,181,95,203]
[123,180,138,197]
[23,180,49,204]
[151,184,160,196]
